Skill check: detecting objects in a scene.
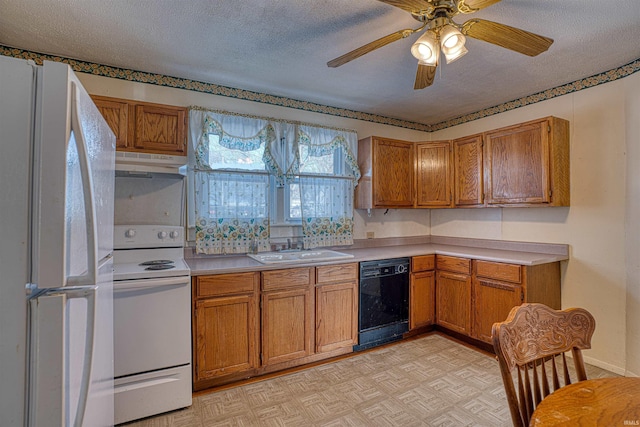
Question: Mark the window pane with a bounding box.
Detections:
[288,182,301,219]
[205,172,269,219]
[207,134,265,171]
[299,145,337,175]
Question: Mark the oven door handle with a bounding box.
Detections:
[114,276,190,291]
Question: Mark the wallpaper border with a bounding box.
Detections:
[1,45,638,132]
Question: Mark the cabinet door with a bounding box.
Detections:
[373,138,414,207]
[484,120,550,205]
[91,95,129,149]
[410,270,435,329]
[472,278,523,343]
[316,281,358,353]
[262,287,314,366]
[194,294,259,381]
[453,134,484,206]
[134,104,187,155]
[415,142,452,207]
[436,271,471,335]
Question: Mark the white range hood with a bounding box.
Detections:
[115,151,187,175]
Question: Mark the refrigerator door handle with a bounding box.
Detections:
[29,286,97,427]
[66,82,99,288]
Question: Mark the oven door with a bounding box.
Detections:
[113,275,191,377]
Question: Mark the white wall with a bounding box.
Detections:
[78,71,640,374]
[431,72,640,375]
[624,74,640,377]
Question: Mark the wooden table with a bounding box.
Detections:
[530,377,640,426]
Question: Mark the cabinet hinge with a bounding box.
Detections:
[547,124,551,133]
[520,290,525,302]
[549,190,553,199]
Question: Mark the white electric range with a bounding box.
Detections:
[112,225,192,424]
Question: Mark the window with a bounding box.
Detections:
[283,145,344,222]
[189,109,360,254]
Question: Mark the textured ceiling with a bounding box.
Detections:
[1,0,639,126]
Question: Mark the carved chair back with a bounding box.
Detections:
[492,303,596,427]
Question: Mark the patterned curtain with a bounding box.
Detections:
[297,125,360,249]
[190,109,275,254]
[300,176,355,248]
[194,171,270,254]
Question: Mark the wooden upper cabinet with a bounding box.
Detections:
[415,141,452,208]
[91,96,129,149]
[134,103,186,155]
[91,95,187,156]
[355,136,414,209]
[483,116,569,206]
[453,134,484,207]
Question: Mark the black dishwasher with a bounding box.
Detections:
[354,257,410,351]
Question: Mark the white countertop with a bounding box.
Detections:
[186,241,569,276]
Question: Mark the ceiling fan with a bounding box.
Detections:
[327,0,553,89]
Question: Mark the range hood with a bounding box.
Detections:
[115,151,187,176]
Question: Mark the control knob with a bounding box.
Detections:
[157,231,168,239]
[125,229,136,238]
[169,231,179,239]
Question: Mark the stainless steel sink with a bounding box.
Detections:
[247,249,354,264]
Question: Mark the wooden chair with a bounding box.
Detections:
[492,303,596,427]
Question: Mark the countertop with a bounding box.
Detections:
[186,238,569,276]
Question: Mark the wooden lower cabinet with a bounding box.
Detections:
[315,264,359,353]
[471,260,561,344]
[410,255,435,330]
[194,294,259,380]
[192,273,260,387]
[472,278,523,343]
[262,286,314,366]
[436,270,472,335]
[193,265,358,391]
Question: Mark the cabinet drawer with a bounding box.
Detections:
[436,255,471,274]
[262,267,313,291]
[475,260,521,283]
[412,255,435,272]
[316,263,357,284]
[196,272,258,298]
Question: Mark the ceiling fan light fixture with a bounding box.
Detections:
[411,30,439,66]
[440,24,468,64]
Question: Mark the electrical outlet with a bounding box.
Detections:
[366,231,375,239]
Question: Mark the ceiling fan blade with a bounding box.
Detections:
[327,28,414,68]
[377,0,434,14]
[414,63,436,89]
[462,19,553,56]
[456,0,501,13]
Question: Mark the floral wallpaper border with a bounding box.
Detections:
[1,45,638,132]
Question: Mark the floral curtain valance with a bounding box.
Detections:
[296,124,361,183]
[189,107,359,184]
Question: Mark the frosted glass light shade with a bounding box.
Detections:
[440,25,468,64]
[411,30,439,66]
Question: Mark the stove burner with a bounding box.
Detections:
[139,260,175,266]
[144,264,176,271]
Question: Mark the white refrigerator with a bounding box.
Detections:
[0,56,115,426]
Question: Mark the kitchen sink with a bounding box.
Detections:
[247,249,354,264]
